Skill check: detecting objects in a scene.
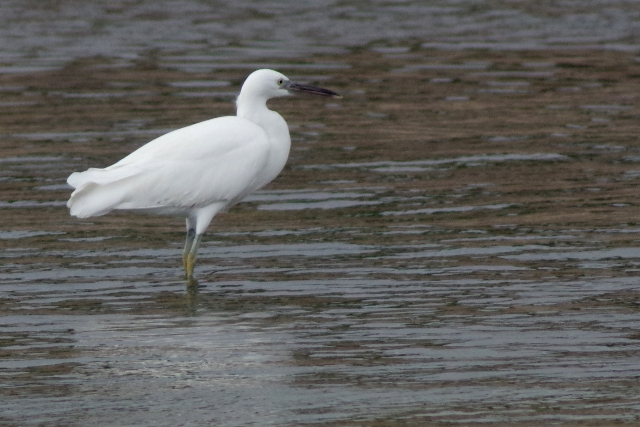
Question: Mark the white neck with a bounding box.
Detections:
[236,97,292,188]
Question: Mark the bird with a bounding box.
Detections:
[67,69,341,284]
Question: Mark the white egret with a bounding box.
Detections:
[67,69,341,284]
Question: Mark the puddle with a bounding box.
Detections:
[0,230,64,240]
[382,203,514,216]
[2,2,640,426]
[301,153,569,171]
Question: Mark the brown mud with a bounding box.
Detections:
[1,47,640,426]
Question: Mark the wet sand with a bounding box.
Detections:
[2,46,640,425]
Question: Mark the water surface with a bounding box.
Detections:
[2,2,640,426]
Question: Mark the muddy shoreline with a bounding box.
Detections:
[2,46,640,425]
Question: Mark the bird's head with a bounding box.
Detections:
[237,69,341,106]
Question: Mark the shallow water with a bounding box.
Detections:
[2,1,640,426]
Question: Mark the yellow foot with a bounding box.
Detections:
[186,276,199,288]
[185,253,196,281]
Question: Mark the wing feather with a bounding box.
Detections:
[67,116,272,218]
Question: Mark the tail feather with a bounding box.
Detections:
[67,182,125,218]
[66,166,142,218]
[67,166,140,189]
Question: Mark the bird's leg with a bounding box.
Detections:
[183,206,219,285]
[182,227,196,275]
[185,232,202,283]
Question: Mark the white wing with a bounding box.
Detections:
[67,116,272,218]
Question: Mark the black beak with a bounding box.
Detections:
[285,81,342,98]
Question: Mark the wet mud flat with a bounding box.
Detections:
[1,48,640,425]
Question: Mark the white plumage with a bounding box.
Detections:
[67,69,340,283]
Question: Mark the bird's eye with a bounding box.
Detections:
[278,78,284,86]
